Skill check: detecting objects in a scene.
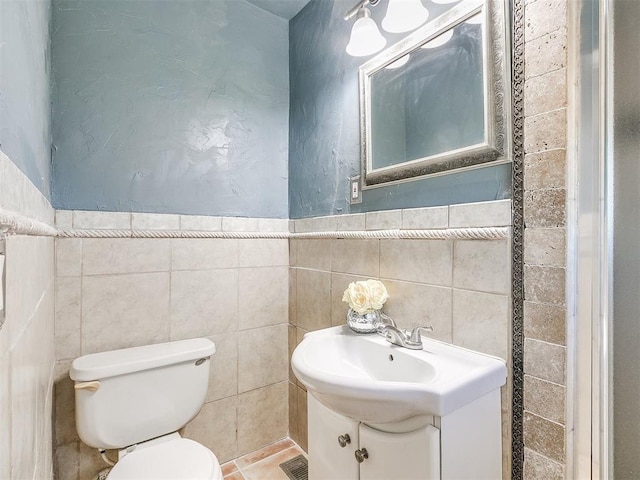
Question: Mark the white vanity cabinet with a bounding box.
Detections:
[358,423,440,479]
[309,395,439,479]
[308,391,502,480]
[293,326,507,479]
[308,395,360,479]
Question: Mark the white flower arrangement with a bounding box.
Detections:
[342,279,390,315]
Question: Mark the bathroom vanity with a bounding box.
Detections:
[291,326,507,479]
[308,391,502,479]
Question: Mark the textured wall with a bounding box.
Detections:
[244,0,309,20]
[0,0,52,198]
[288,0,512,219]
[51,0,289,218]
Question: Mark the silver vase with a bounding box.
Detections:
[347,308,387,333]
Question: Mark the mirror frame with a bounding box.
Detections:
[358,0,511,187]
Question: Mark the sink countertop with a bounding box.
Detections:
[292,325,507,423]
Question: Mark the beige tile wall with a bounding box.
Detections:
[522,0,568,477]
[53,212,290,480]
[53,200,516,479]
[287,201,513,475]
[0,151,56,480]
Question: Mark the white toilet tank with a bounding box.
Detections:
[70,338,216,450]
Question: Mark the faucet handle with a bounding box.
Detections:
[409,325,433,344]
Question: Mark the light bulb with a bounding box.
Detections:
[346,7,387,57]
[381,0,429,34]
[421,29,454,49]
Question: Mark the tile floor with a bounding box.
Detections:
[222,438,307,480]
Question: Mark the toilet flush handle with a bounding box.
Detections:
[74,381,101,392]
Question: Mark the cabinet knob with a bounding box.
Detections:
[355,448,369,463]
[337,433,351,448]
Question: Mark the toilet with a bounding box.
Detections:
[70,338,222,480]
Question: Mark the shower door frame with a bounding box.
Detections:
[568,0,613,478]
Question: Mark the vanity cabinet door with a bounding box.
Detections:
[358,424,441,480]
[308,395,359,480]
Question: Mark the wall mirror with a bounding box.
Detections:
[359,0,510,187]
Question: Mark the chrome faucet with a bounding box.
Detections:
[377,323,433,350]
[377,313,397,330]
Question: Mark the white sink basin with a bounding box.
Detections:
[291,326,507,424]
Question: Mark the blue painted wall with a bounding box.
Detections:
[51,0,289,218]
[0,0,52,199]
[288,0,512,219]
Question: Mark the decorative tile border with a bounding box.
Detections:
[1,216,509,240]
[54,226,509,240]
[0,207,58,237]
[511,0,526,476]
[291,227,509,240]
[4,201,511,240]
[0,209,509,240]
[56,229,291,239]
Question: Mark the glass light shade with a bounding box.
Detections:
[421,29,454,49]
[381,0,429,33]
[431,0,460,4]
[385,54,410,69]
[346,9,387,57]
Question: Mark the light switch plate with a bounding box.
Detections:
[349,175,362,204]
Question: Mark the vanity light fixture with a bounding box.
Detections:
[344,0,429,57]
[381,0,429,33]
[346,6,387,57]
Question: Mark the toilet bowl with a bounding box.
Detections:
[107,433,221,480]
[70,339,222,480]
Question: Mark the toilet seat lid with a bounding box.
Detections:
[107,438,222,480]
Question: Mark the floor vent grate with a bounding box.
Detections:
[279,454,308,480]
[96,468,111,480]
